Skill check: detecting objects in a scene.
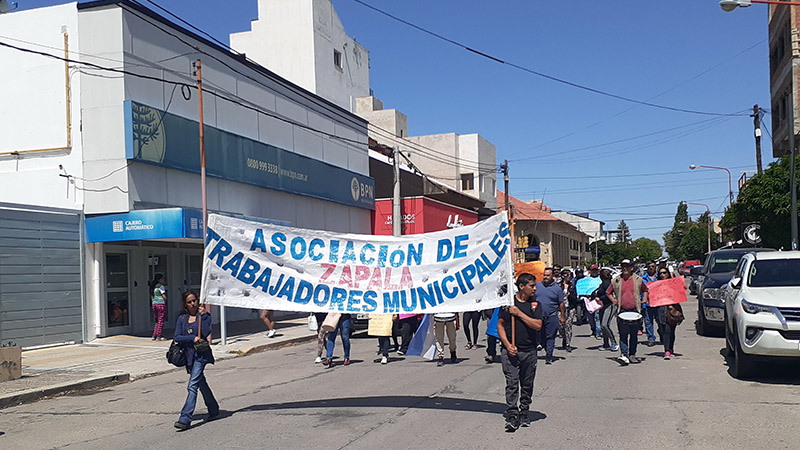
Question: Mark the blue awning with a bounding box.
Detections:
[85,208,204,243]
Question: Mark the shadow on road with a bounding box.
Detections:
[232,395,540,417]
[719,348,800,385]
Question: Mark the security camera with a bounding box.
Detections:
[0,1,18,14]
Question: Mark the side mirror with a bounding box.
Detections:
[730,277,742,289]
[690,266,703,276]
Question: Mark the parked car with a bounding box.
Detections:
[680,260,701,276]
[696,248,773,336]
[723,251,800,378]
[689,265,703,295]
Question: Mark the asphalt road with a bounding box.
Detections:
[2,301,800,450]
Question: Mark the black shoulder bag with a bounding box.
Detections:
[166,339,186,367]
[193,313,212,354]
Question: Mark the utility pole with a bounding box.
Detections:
[392,148,401,237]
[195,59,226,345]
[752,104,763,175]
[790,93,798,250]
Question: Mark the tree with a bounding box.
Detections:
[595,241,627,266]
[632,237,662,261]
[664,202,691,260]
[674,201,689,224]
[721,155,800,249]
[677,225,711,261]
[617,220,631,244]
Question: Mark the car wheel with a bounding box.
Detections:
[731,331,753,379]
[723,313,733,356]
[697,299,710,337]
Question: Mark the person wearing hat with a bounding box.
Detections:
[605,259,648,365]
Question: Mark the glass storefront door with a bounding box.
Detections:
[106,252,131,333]
[147,252,169,328]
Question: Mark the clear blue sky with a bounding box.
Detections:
[18,0,774,243]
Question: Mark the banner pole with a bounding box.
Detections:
[196,59,226,345]
[502,160,515,346]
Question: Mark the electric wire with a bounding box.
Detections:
[509,116,735,163]
[119,5,497,173]
[348,0,751,117]
[509,40,766,156]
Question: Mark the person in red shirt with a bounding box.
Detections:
[606,260,648,365]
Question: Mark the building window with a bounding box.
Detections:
[333,49,343,70]
[460,173,474,190]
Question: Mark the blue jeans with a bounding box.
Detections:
[326,317,352,359]
[541,314,559,358]
[179,360,218,424]
[486,334,498,358]
[643,305,660,343]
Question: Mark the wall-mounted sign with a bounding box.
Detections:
[741,222,762,247]
[124,101,374,210]
[373,198,477,235]
[86,208,204,243]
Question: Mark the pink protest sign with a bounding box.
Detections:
[648,277,688,307]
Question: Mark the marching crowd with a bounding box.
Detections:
[161,258,686,432]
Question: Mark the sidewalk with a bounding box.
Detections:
[0,313,319,409]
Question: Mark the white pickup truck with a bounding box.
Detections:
[723,251,800,378]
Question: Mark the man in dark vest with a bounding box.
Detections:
[606,259,648,365]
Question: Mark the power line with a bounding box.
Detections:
[133,0,236,53]
[2,37,479,196]
[348,0,751,118]
[368,125,497,171]
[119,4,495,174]
[545,195,728,213]
[509,116,732,163]
[507,40,765,157]
[512,164,753,180]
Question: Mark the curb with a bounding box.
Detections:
[238,334,318,356]
[0,373,130,410]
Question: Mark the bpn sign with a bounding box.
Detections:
[350,177,374,202]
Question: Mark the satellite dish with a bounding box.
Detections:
[0,1,18,14]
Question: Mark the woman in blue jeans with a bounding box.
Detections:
[325,313,352,368]
[173,290,219,430]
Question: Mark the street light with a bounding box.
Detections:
[683,202,712,254]
[720,0,800,11]
[689,164,734,207]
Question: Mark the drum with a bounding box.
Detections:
[618,311,642,325]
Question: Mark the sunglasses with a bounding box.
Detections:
[658,271,669,275]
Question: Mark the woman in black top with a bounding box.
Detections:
[592,269,618,351]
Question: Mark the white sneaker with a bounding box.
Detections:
[381,356,388,365]
[315,356,322,364]
[617,355,630,365]
[267,329,276,338]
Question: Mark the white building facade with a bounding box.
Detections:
[356,96,498,212]
[230,0,370,113]
[0,0,373,346]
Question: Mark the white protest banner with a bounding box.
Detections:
[200,213,515,314]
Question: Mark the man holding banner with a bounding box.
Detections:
[498,273,543,432]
